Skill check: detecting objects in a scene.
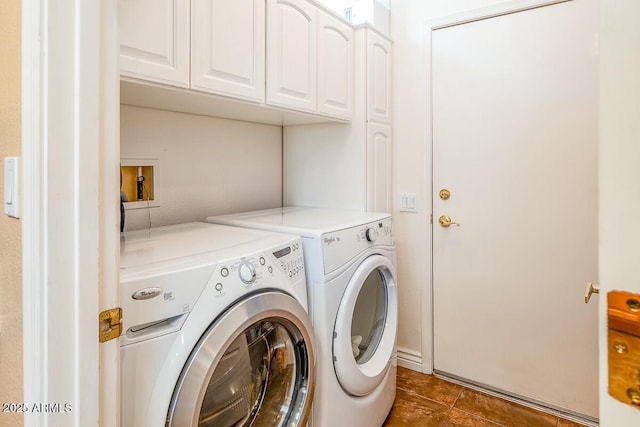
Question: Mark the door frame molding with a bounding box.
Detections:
[22,0,120,425]
[421,0,574,375]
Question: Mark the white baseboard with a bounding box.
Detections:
[397,347,422,372]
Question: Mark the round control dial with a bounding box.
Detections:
[365,227,379,242]
[239,261,257,284]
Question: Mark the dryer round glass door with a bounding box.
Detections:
[333,255,398,396]
[167,291,315,427]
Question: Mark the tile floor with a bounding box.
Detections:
[382,367,588,427]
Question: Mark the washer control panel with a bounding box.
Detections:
[272,241,304,281]
[209,238,305,299]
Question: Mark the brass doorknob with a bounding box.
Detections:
[438,215,460,228]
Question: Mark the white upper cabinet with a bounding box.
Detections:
[317,9,353,120]
[191,0,266,102]
[366,122,392,213]
[119,0,356,122]
[266,0,318,112]
[367,29,392,124]
[119,0,190,87]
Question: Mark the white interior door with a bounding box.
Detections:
[432,0,599,418]
[598,1,640,425]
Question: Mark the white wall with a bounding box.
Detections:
[391,0,505,370]
[120,105,283,231]
[284,122,367,210]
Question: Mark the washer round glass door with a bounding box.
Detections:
[333,255,397,396]
[168,291,315,427]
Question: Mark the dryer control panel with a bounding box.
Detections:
[321,217,393,274]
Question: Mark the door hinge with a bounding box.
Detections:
[430,213,433,224]
[99,307,123,343]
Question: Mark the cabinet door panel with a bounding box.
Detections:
[317,10,353,119]
[367,31,392,124]
[192,0,265,102]
[267,0,317,112]
[119,0,189,87]
[367,123,392,213]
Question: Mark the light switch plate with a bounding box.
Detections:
[4,157,20,218]
[400,193,417,213]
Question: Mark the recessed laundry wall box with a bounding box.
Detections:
[120,158,160,210]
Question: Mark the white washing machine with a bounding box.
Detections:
[207,207,398,427]
[119,222,316,427]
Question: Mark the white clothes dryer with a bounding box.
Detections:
[206,207,398,427]
[119,222,315,427]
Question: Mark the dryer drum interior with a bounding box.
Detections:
[168,292,315,427]
[351,268,388,364]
